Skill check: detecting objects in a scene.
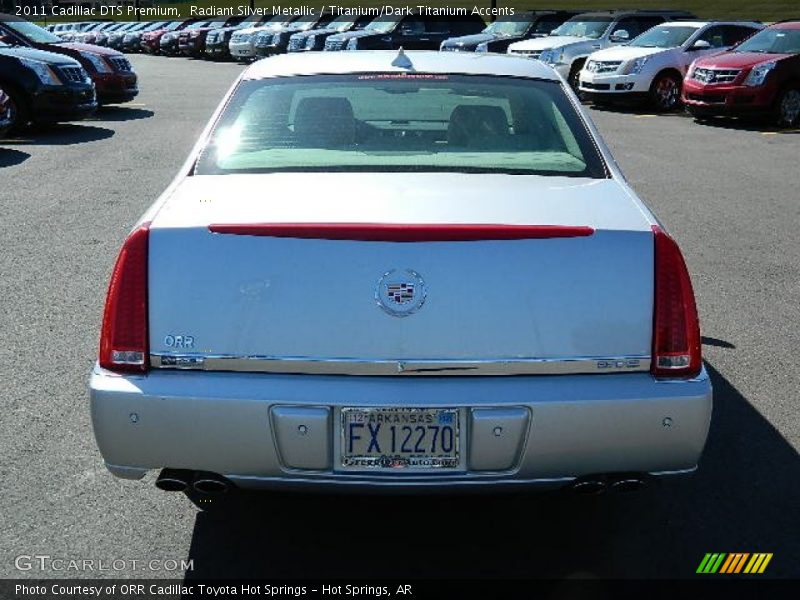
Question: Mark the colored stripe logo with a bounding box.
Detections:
[697,553,773,574]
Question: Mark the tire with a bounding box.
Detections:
[3,85,31,134]
[773,85,800,128]
[567,60,585,92]
[649,72,682,112]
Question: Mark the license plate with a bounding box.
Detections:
[341,408,459,470]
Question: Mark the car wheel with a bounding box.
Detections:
[649,72,682,112]
[3,86,32,133]
[567,61,584,91]
[774,86,800,128]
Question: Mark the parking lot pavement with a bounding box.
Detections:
[1,54,797,580]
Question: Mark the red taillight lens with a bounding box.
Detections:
[651,225,701,379]
[99,223,150,373]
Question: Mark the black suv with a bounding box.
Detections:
[325,13,485,51]
[0,42,96,131]
[440,11,581,53]
[288,14,374,52]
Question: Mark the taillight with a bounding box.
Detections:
[99,223,150,373]
[651,225,701,379]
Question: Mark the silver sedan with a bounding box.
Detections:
[90,50,712,508]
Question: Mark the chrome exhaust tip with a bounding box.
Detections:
[192,471,230,494]
[609,475,647,493]
[570,477,607,495]
[155,468,192,492]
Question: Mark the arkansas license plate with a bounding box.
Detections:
[341,408,460,469]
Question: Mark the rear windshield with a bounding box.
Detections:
[195,74,606,178]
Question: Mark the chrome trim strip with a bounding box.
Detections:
[150,354,650,376]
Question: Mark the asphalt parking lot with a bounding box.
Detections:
[1,54,798,580]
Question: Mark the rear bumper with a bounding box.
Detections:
[682,80,777,115]
[90,366,712,491]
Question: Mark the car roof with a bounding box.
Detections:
[657,21,762,28]
[655,21,707,28]
[771,20,800,30]
[243,50,561,82]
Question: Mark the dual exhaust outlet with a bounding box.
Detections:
[155,468,231,494]
[569,473,647,495]
[156,469,645,495]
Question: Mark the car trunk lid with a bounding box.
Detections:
[147,173,655,374]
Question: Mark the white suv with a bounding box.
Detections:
[579,21,763,110]
[507,10,693,88]
[229,16,296,61]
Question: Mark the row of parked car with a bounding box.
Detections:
[0,14,139,134]
[2,8,798,137]
[507,15,800,124]
[50,9,800,127]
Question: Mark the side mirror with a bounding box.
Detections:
[690,39,712,50]
[0,34,15,45]
[610,29,630,42]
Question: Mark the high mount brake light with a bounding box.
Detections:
[207,223,595,242]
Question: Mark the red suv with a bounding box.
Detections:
[683,20,800,126]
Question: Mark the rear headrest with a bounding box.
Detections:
[448,105,509,147]
[294,97,355,148]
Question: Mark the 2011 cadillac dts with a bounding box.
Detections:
[89,51,712,508]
